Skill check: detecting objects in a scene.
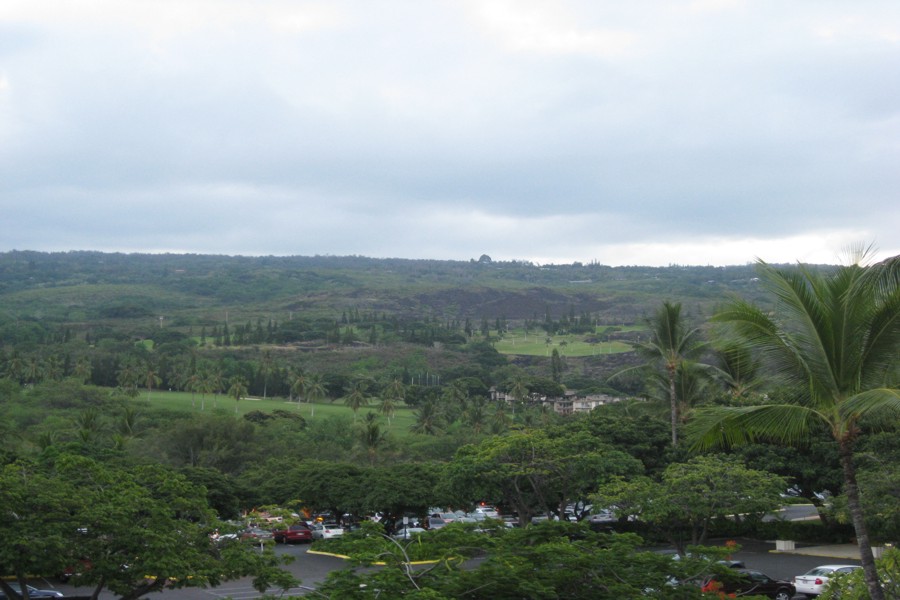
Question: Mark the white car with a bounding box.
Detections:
[311,522,345,539]
[793,564,860,597]
[474,506,500,519]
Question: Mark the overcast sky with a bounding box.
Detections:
[1,1,898,266]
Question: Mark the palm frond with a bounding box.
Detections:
[688,404,826,450]
[840,388,900,422]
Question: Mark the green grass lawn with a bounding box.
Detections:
[493,327,639,357]
[142,389,418,435]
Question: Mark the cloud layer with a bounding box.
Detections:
[2,1,898,265]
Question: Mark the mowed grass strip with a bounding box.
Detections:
[142,390,418,434]
[493,327,639,357]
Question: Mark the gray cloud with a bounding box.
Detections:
[2,1,898,265]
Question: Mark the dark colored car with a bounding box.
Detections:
[0,583,64,599]
[272,524,313,544]
[703,568,796,600]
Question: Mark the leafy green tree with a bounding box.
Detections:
[285,460,365,518]
[550,347,564,383]
[819,548,900,600]
[316,520,724,599]
[0,455,297,600]
[689,250,900,600]
[160,413,258,473]
[596,454,785,556]
[442,430,642,525]
[829,431,900,543]
[361,463,442,525]
[0,460,80,595]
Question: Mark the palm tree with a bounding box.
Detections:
[206,365,225,409]
[116,360,140,397]
[289,368,307,407]
[358,412,388,465]
[43,354,64,381]
[647,360,712,425]
[197,366,215,411]
[184,369,203,408]
[342,378,370,421]
[73,355,93,384]
[710,340,764,401]
[440,380,469,423]
[508,376,530,415]
[382,378,406,423]
[6,352,25,384]
[410,400,443,435]
[626,301,705,446]
[228,376,249,414]
[259,350,274,400]
[143,361,161,402]
[490,402,511,434]
[304,372,327,418]
[24,354,43,384]
[378,395,396,425]
[463,398,487,434]
[689,250,900,600]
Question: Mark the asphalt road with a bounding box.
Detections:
[37,535,860,599]
[40,544,344,600]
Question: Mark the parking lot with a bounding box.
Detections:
[32,536,862,599]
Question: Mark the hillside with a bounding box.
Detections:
[0,250,768,328]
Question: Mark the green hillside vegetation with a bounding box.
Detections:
[1,250,897,599]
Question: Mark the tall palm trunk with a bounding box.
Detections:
[668,362,678,446]
[839,438,884,600]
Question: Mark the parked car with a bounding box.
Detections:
[240,527,275,543]
[272,523,313,544]
[702,568,795,600]
[393,526,427,540]
[431,512,458,523]
[0,584,64,599]
[474,506,499,519]
[588,509,616,524]
[793,564,861,597]
[311,522,344,540]
[426,517,447,530]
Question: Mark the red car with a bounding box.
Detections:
[272,524,313,544]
